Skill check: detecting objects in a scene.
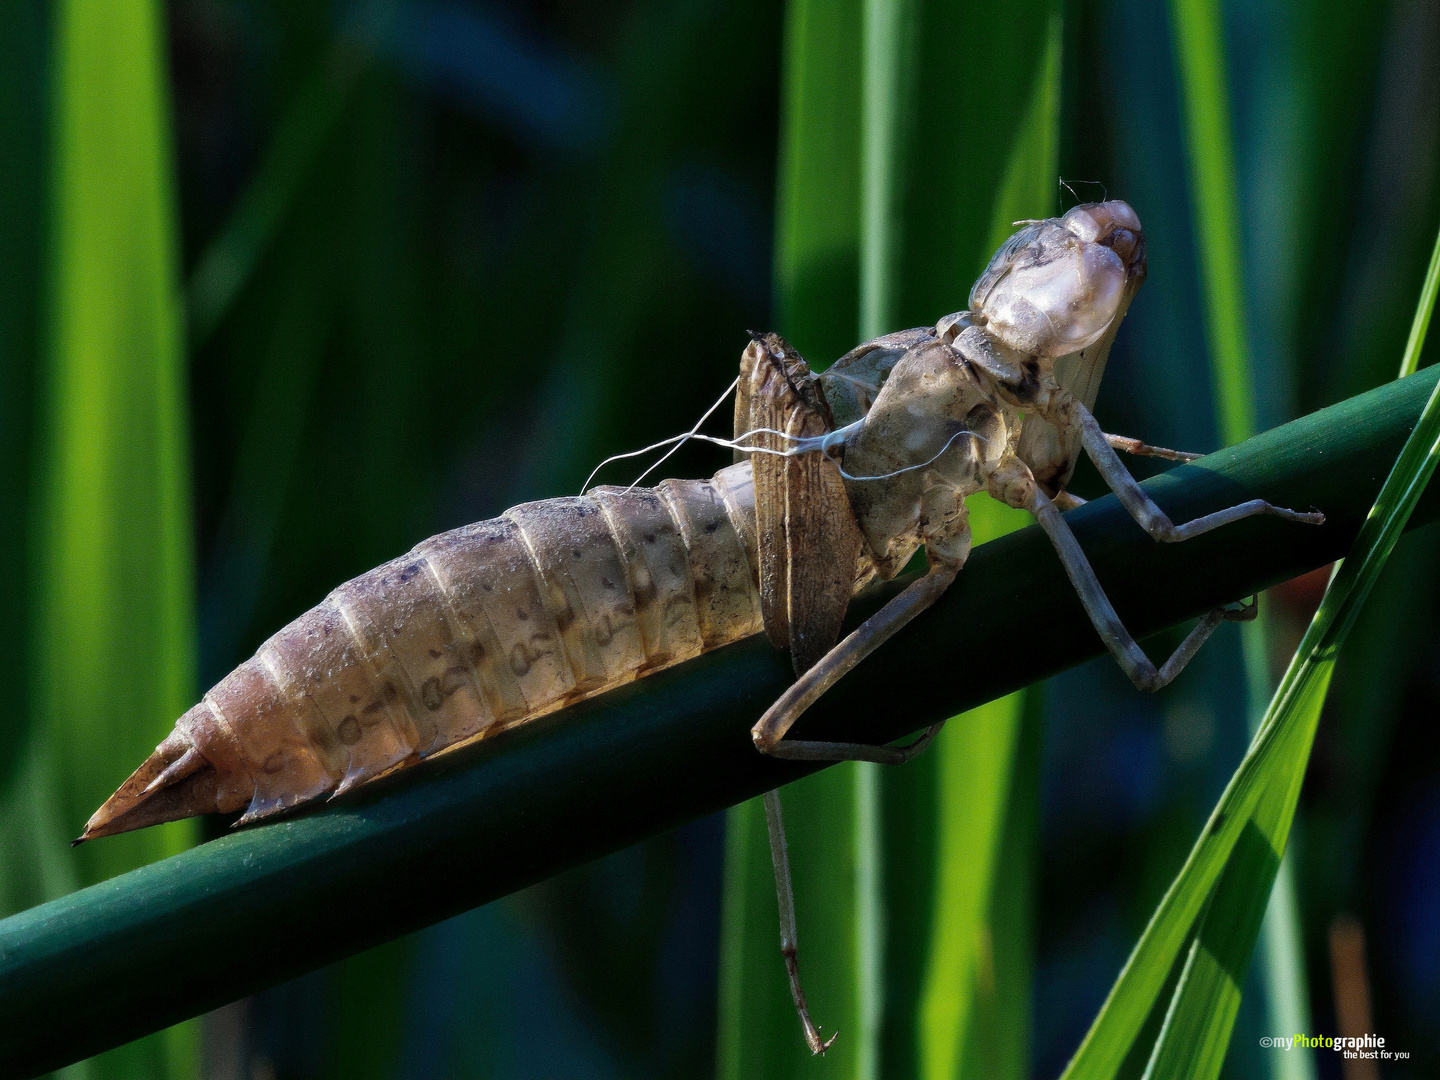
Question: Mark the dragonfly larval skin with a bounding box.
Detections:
[85,200,1323,1057]
[81,465,784,835]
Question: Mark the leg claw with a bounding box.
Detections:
[1222,595,1259,623]
[805,1026,838,1055]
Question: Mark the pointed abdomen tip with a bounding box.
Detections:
[82,729,223,841]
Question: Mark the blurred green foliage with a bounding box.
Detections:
[1065,222,1440,1080]
[718,5,1057,1080]
[3,1,198,1076]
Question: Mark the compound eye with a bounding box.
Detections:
[1060,205,1103,242]
[1060,201,1144,248]
[1099,200,1141,232]
[1102,226,1139,266]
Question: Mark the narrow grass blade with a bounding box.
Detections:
[1141,215,1440,1080]
[956,693,1042,1080]
[858,0,919,342]
[1171,0,1253,449]
[857,1,924,1073]
[1398,222,1440,378]
[717,2,865,1076]
[32,0,198,1075]
[1169,0,1312,1071]
[769,1,864,365]
[1060,220,1440,1080]
[913,15,1060,1080]
[186,43,363,350]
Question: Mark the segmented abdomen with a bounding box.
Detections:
[184,463,763,822]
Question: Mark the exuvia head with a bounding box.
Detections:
[969,200,1146,359]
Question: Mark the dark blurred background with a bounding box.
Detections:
[174,2,782,1076]
[1,0,1438,1077]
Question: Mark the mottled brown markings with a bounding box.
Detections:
[592,486,698,674]
[337,716,362,745]
[304,717,339,755]
[419,666,471,711]
[633,578,656,608]
[502,509,586,690]
[254,646,343,781]
[328,594,423,763]
[262,751,286,775]
[412,551,509,736]
[509,643,532,677]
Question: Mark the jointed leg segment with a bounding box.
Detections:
[1028,487,1255,691]
[750,560,958,762]
[1078,405,1324,542]
[1025,400,1320,691]
[763,789,837,1054]
[1104,432,1202,462]
[752,559,958,1054]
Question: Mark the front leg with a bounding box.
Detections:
[1105,433,1202,462]
[1074,402,1324,540]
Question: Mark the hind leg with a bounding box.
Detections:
[762,788,838,1054]
[750,557,959,762]
[751,553,959,1056]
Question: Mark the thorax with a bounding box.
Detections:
[820,321,1021,576]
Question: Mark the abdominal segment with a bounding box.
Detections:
[84,464,764,838]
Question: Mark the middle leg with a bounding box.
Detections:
[1027,486,1254,692]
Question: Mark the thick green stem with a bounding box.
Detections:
[1,368,1438,1077]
